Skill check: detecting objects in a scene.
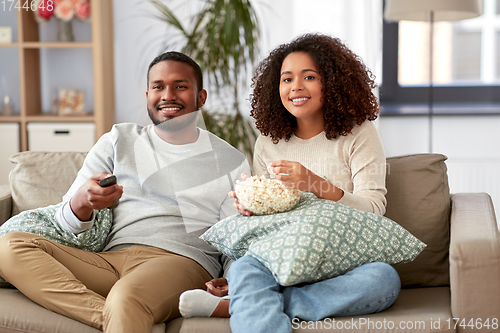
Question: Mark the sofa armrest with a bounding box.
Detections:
[0,184,12,226]
[449,193,500,331]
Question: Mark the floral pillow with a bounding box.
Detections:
[201,193,426,286]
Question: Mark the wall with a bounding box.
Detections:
[1,0,383,183]
[112,0,383,124]
[112,0,167,125]
[379,115,500,214]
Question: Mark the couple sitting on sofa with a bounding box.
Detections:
[0,34,410,333]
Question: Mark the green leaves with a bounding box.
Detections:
[149,0,187,35]
[150,0,259,97]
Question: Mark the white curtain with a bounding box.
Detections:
[256,0,383,83]
[113,0,384,124]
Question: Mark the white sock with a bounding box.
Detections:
[179,289,227,318]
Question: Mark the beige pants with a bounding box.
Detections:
[0,232,212,332]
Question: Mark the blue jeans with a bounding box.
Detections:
[227,256,400,333]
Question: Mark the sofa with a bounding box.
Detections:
[0,151,499,333]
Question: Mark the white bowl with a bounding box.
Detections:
[234,176,301,215]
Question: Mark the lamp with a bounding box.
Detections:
[384,0,482,153]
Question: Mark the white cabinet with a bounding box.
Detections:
[0,123,20,184]
[27,122,95,152]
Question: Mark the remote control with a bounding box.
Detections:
[99,175,117,187]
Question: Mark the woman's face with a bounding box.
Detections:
[279,52,324,122]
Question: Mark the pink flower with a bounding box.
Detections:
[76,1,90,20]
[54,0,75,21]
[34,0,90,23]
[35,0,54,21]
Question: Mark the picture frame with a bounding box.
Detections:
[58,89,86,116]
[0,27,12,44]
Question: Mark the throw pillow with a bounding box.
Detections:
[385,154,450,288]
[201,193,426,286]
[9,151,87,216]
[0,203,112,286]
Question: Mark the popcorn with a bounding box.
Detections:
[235,176,301,215]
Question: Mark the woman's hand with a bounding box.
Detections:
[269,160,343,201]
[269,160,320,191]
[229,173,253,216]
[206,278,229,297]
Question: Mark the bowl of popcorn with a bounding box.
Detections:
[234,176,302,215]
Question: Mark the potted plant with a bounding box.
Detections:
[149,0,261,158]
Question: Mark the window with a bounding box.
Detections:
[453,30,482,82]
[381,0,500,113]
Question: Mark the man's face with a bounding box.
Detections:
[146,60,207,132]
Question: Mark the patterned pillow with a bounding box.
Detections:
[201,193,426,286]
[0,203,112,286]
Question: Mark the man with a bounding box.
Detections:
[0,52,249,332]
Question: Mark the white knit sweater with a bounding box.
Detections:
[252,120,387,215]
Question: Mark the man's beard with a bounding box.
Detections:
[148,105,199,133]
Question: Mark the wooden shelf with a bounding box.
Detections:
[0,43,93,48]
[25,115,95,122]
[0,43,19,48]
[0,116,22,122]
[21,42,93,48]
[0,0,115,151]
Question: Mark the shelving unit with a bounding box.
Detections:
[0,0,115,151]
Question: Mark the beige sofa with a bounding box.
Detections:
[0,151,499,333]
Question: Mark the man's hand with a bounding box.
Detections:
[70,173,123,221]
[206,277,229,297]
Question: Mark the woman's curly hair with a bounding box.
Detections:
[250,33,379,143]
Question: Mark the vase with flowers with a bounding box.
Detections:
[34,0,91,42]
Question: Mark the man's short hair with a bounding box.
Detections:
[147,51,203,92]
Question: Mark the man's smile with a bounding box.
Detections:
[157,104,183,116]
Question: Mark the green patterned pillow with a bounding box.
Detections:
[201,193,426,286]
[0,203,112,286]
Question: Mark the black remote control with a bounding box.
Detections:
[99,175,117,187]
